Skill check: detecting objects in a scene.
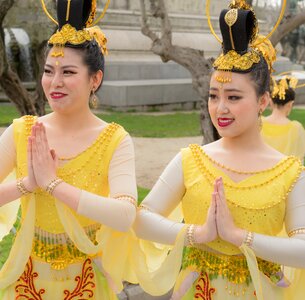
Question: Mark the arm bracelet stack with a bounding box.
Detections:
[45,178,64,195]
[186,224,198,246]
[243,231,254,247]
[16,178,31,195]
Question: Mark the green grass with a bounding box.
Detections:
[0,104,20,126]
[96,112,201,137]
[137,186,150,204]
[2,103,305,137]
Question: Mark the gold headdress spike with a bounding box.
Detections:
[40,0,110,57]
[207,0,286,84]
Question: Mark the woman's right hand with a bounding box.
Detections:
[194,191,218,244]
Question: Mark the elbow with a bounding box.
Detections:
[110,204,136,232]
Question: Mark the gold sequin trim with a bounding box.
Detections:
[32,224,100,270]
[182,247,281,285]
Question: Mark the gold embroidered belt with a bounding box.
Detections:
[182,247,281,285]
[32,223,101,270]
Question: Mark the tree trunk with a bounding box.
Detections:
[140,0,216,144]
[0,0,47,116]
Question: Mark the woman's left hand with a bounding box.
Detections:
[30,122,58,189]
[214,177,245,246]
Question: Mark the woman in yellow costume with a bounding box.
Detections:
[0,0,137,299]
[132,1,305,299]
[261,75,305,161]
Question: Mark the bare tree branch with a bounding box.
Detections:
[139,0,216,143]
[270,11,305,46]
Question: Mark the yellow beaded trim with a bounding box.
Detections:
[45,178,64,195]
[288,227,305,237]
[114,194,137,209]
[189,144,303,209]
[16,178,31,195]
[182,247,281,285]
[192,144,290,175]
[190,144,299,190]
[32,224,100,270]
[57,122,121,179]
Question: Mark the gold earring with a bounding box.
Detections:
[90,90,98,109]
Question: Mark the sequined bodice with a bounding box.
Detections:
[181,144,302,255]
[15,116,123,233]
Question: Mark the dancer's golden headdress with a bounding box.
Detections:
[206,0,286,82]
[40,0,110,57]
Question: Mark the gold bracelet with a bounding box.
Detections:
[16,178,31,195]
[45,178,64,195]
[243,231,254,247]
[288,227,305,237]
[138,204,153,212]
[114,195,137,209]
[187,224,197,246]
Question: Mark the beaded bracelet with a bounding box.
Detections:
[186,224,198,246]
[45,178,64,195]
[243,231,254,247]
[16,178,31,195]
[288,227,305,237]
[138,204,153,212]
[114,194,137,209]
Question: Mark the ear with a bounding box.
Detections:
[91,70,103,91]
[259,92,270,112]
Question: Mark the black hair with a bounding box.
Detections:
[45,39,105,91]
[272,86,295,106]
[246,55,270,98]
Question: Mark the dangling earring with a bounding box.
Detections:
[90,90,98,109]
[258,109,263,130]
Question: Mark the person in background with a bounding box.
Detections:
[262,75,305,162]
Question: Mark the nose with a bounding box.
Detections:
[217,98,229,114]
[51,72,64,88]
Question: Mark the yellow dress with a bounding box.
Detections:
[130,144,305,300]
[0,116,133,299]
[261,119,305,161]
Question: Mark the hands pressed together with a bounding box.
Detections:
[193,177,245,247]
[23,122,59,193]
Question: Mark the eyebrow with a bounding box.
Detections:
[45,64,79,69]
[210,87,244,93]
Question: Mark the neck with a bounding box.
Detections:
[221,127,265,153]
[49,109,97,132]
[270,107,289,119]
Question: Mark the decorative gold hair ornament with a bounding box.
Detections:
[207,0,286,83]
[272,71,305,100]
[206,0,286,47]
[40,0,110,57]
